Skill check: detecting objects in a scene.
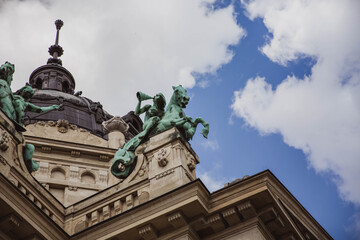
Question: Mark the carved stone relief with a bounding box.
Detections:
[186,152,196,171]
[0,130,9,151]
[154,147,170,167]
[33,120,88,134]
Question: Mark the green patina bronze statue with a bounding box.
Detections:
[13,85,61,125]
[0,62,60,127]
[111,85,209,179]
[23,144,38,172]
[0,61,61,173]
[0,62,17,122]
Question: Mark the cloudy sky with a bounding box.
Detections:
[0,0,359,239]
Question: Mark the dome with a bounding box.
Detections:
[24,20,142,139]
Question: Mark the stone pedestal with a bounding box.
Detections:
[0,110,25,178]
[102,116,129,149]
[141,128,199,199]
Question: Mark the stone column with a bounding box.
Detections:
[102,116,129,149]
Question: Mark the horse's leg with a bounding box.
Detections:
[183,121,196,140]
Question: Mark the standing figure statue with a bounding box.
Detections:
[0,62,61,127]
[0,62,16,121]
[0,61,61,173]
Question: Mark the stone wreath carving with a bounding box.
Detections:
[155,148,170,167]
[186,152,196,171]
[34,120,87,134]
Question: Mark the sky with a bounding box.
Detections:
[0,0,359,239]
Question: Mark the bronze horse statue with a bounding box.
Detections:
[111,85,209,178]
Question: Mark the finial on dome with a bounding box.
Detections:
[48,19,64,65]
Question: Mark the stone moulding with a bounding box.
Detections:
[25,121,108,147]
[155,168,175,180]
[0,110,331,239]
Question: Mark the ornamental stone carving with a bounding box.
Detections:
[102,116,129,134]
[33,120,87,134]
[56,119,70,133]
[0,130,9,151]
[155,148,170,167]
[186,153,196,171]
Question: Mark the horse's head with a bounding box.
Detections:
[0,62,15,85]
[172,85,190,108]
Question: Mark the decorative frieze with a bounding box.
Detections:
[39,162,49,175]
[222,207,241,226]
[125,194,134,210]
[155,168,175,180]
[207,213,226,232]
[114,200,122,215]
[34,120,88,134]
[103,206,110,220]
[69,166,79,179]
[138,224,157,240]
[41,146,52,153]
[237,201,257,219]
[90,211,98,226]
[99,154,109,161]
[70,150,81,157]
[168,212,187,228]
[0,214,21,231]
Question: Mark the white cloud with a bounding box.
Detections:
[0,0,244,115]
[232,0,360,206]
[198,171,225,192]
[201,139,219,151]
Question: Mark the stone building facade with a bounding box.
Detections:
[0,109,333,239]
[0,20,332,240]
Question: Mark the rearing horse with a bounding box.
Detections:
[151,85,209,141]
[111,85,209,179]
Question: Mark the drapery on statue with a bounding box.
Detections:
[0,61,61,172]
[111,85,209,179]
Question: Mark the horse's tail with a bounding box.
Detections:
[194,117,209,139]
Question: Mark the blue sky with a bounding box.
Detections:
[0,0,359,239]
[187,3,359,239]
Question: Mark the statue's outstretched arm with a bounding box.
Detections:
[26,102,60,113]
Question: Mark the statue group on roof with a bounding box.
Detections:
[111,85,209,179]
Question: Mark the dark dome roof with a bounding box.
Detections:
[24,20,142,139]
